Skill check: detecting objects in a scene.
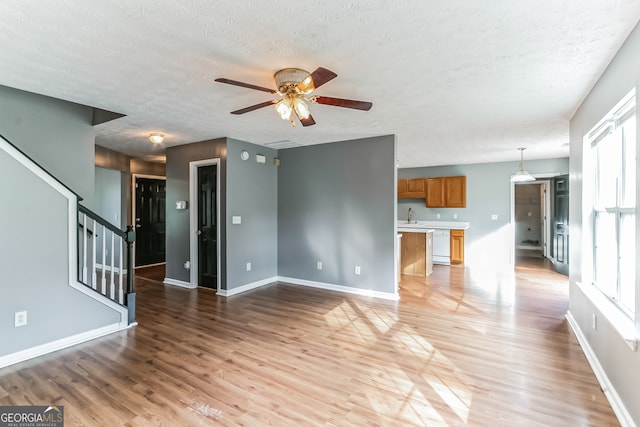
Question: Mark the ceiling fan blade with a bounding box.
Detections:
[230,100,276,115]
[308,67,337,89]
[298,114,316,127]
[313,96,373,111]
[215,78,277,94]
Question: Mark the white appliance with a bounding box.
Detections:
[432,229,451,265]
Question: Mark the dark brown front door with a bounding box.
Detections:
[198,165,217,288]
[135,178,166,266]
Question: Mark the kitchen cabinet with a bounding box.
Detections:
[398,178,426,199]
[450,229,465,264]
[399,231,433,276]
[426,176,466,208]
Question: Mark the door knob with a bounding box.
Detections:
[196,230,202,235]
[135,224,141,228]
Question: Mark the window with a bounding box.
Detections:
[587,90,636,316]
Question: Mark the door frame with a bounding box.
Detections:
[189,159,221,291]
[131,173,166,268]
[509,174,555,266]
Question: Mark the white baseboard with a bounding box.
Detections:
[277,276,399,301]
[163,277,196,289]
[566,311,634,427]
[0,322,127,369]
[217,276,277,297]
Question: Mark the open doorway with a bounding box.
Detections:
[514,180,549,259]
[511,175,569,276]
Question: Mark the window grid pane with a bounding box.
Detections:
[621,117,636,207]
[593,211,617,299]
[619,213,635,313]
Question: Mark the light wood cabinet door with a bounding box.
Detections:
[398,178,425,199]
[444,176,466,208]
[397,179,408,196]
[426,178,445,207]
[400,232,426,276]
[450,229,464,264]
[426,176,466,207]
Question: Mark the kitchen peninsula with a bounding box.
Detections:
[397,221,470,270]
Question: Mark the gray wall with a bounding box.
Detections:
[278,135,397,294]
[398,158,568,270]
[569,21,640,424]
[95,166,123,228]
[0,85,96,208]
[0,87,121,357]
[165,138,227,285]
[94,166,125,263]
[225,139,278,290]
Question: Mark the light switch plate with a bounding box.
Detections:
[232,216,241,224]
[15,311,27,327]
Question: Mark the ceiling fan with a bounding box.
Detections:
[215,67,372,127]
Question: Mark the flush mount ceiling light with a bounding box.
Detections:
[148,133,164,144]
[511,147,536,182]
[215,67,372,127]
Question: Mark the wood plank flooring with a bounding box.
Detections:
[0,261,619,426]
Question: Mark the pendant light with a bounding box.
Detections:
[511,148,535,182]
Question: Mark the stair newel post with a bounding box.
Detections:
[124,225,136,324]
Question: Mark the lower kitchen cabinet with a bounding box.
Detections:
[450,229,464,264]
[400,231,433,276]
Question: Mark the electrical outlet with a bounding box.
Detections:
[246,262,251,271]
[355,266,361,275]
[316,261,323,270]
[592,313,597,330]
[491,214,498,220]
[453,214,458,219]
[436,213,441,219]
[15,311,27,327]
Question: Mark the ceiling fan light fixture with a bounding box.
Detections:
[293,97,310,119]
[511,148,536,182]
[148,133,164,144]
[275,99,292,120]
[297,75,315,94]
[274,68,309,93]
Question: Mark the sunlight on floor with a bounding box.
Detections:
[324,297,475,426]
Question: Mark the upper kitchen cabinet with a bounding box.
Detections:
[426,176,466,208]
[398,178,426,198]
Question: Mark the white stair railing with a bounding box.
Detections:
[77,205,136,323]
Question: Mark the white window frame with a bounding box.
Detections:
[581,88,636,348]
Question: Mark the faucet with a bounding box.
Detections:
[408,208,414,223]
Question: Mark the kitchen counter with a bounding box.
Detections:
[397,221,469,231]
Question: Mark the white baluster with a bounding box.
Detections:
[101,224,107,294]
[118,237,124,304]
[110,232,115,299]
[82,213,88,282]
[91,219,97,289]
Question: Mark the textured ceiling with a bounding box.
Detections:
[1,1,639,167]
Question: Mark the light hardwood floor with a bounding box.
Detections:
[0,261,619,426]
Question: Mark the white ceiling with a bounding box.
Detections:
[1,1,639,167]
